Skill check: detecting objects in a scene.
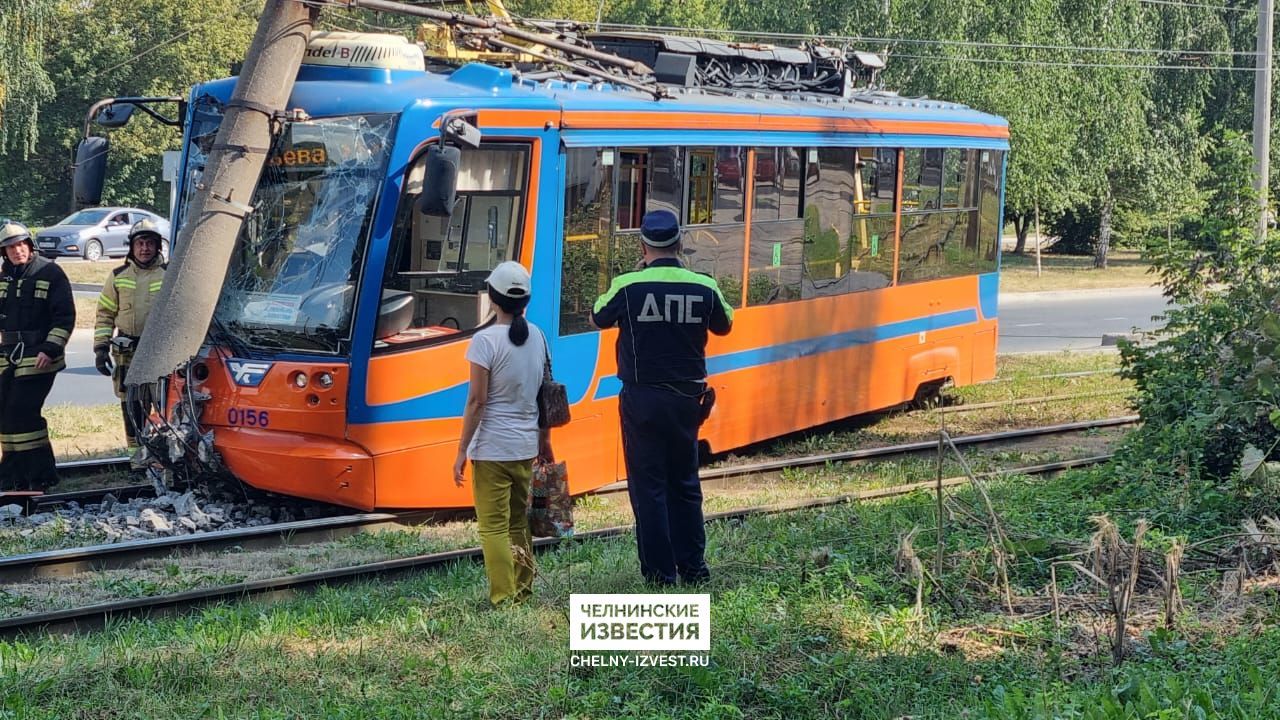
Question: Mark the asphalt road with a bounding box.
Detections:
[50,330,118,407]
[997,286,1170,354]
[46,285,1171,408]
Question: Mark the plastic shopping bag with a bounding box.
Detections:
[528,459,574,538]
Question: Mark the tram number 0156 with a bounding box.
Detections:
[227,408,270,428]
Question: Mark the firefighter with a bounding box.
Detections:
[94,218,166,449]
[0,220,75,492]
[592,210,734,586]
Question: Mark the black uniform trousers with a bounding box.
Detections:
[620,383,709,585]
[0,367,58,491]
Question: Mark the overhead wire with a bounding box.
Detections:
[584,21,1259,58]
[305,6,1270,76]
[1136,0,1258,12]
[887,53,1256,72]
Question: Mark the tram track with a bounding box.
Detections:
[0,416,1136,637]
[3,456,138,511]
[24,376,1129,512]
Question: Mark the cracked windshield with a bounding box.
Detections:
[209,113,395,352]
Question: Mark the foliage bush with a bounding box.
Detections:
[1117,130,1280,517]
[1043,204,1100,255]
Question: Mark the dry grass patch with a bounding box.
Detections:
[1000,250,1156,293]
[73,296,99,328]
[46,402,127,460]
[54,259,115,287]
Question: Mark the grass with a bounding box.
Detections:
[750,351,1131,461]
[72,296,98,329]
[0,435,1128,601]
[46,402,128,462]
[4,465,1279,718]
[52,258,115,287]
[1000,250,1156,294]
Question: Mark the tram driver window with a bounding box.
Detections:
[378,144,528,349]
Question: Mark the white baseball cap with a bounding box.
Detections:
[486,261,531,298]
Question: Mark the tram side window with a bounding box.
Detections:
[561,147,615,335]
[687,146,746,226]
[648,147,684,222]
[852,148,898,286]
[797,147,899,300]
[902,148,943,212]
[683,223,746,310]
[976,150,1004,269]
[857,147,897,216]
[682,146,747,307]
[561,145,742,335]
[611,147,682,276]
[752,147,803,222]
[898,147,999,284]
[942,149,966,208]
[801,147,856,299]
[748,146,806,305]
[378,145,529,348]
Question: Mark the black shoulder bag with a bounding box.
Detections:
[537,331,571,429]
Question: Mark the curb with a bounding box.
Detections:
[1000,285,1161,302]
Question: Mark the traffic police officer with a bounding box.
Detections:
[0,220,75,491]
[94,218,166,449]
[592,209,734,585]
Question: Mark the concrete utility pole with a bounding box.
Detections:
[126,0,317,387]
[1254,0,1274,242]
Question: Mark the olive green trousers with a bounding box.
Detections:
[472,459,535,605]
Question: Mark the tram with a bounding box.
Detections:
[87,28,1008,510]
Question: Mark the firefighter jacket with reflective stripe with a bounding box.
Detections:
[0,254,75,376]
[591,258,734,386]
[94,260,165,352]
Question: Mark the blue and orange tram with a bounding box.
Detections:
[90,29,1008,510]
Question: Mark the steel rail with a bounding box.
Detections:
[56,456,130,474]
[937,390,1129,414]
[0,416,1136,585]
[28,484,152,512]
[2,459,138,513]
[0,513,425,582]
[0,453,1111,638]
[695,415,1134,481]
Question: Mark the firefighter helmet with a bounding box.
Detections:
[0,220,33,249]
[128,217,165,244]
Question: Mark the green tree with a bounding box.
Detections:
[0,0,256,224]
[1119,130,1280,505]
[0,0,57,158]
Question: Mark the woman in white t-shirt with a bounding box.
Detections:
[453,261,552,606]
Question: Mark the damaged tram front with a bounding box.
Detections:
[78,31,545,509]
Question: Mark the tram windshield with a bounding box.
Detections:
[203,112,396,353]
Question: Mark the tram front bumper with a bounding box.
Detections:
[214,427,376,511]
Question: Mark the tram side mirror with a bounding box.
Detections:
[417,145,461,217]
[73,136,110,208]
[94,103,136,128]
[376,290,414,339]
[442,115,482,149]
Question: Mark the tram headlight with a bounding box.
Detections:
[315,371,335,390]
[290,371,309,389]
